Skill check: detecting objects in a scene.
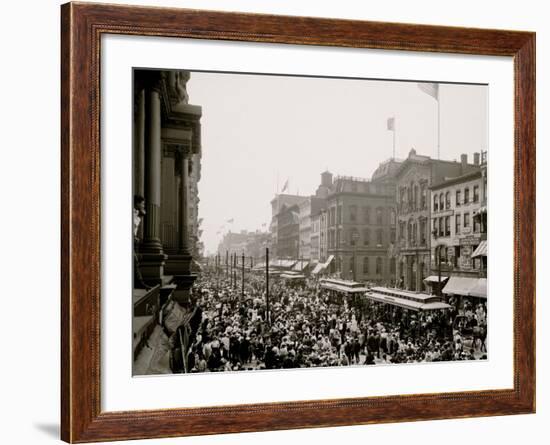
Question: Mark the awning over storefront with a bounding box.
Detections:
[311,263,325,275]
[472,241,487,258]
[311,255,334,275]
[443,276,487,298]
[469,278,487,298]
[292,260,309,272]
[424,275,449,283]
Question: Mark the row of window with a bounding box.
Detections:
[398,219,428,246]
[432,212,482,237]
[433,185,480,212]
[335,256,396,275]
[325,227,397,249]
[396,212,484,243]
[435,245,486,270]
[398,182,428,213]
[328,205,396,226]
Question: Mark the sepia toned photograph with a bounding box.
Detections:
[132,68,488,376]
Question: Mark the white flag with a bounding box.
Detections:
[387,117,395,131]
[418,82,439,100]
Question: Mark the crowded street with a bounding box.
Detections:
[134,269,487,374]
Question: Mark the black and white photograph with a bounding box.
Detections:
[132,68,488,376]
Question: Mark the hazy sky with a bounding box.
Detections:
[186,72,487,255]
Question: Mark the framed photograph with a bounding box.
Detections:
[61,2,535,443]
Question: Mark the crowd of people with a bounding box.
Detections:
[161,270,487,374]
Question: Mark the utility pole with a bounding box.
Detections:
[437,245,442,296]
[242,252,245,299]
[265,247,270,325]
[232,253,236,289]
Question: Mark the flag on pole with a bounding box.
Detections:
[417,82,439,100]
[281,179,289,193]
[387,117,395,131]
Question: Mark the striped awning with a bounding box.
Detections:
[472,240,487,258]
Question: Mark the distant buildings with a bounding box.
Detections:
[298,196,327,260]
[217,230,271,261]
[276,204,301,259]
[217,146,487,296]
[269,194,304,257]
[393,149,484,292]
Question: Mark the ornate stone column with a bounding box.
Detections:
[139,81,167,283]
[134,88,145,199]
[170,146,197,305]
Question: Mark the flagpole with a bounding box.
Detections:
[437,96,441,159]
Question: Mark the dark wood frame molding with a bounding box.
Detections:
[61,2,536,442]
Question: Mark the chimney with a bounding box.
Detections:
[460,154,467,167]
[474,152,480,165]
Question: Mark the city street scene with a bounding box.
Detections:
[132,69,488,375]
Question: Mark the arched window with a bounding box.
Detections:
[445,191,451,209]
[363,206,371,223]
[376,257,383,275]
[439,193,444,210]
[433,194,438,212]
[349,228,359,246]
[363,228,370,246]
[376,207,383,225]
[421,183,427,209]
[408,218,414,243]
[389,208,396,225]
[376,228,383,246]
[363,257,369,274]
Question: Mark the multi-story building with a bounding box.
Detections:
[298,196,327,260]
[245,231,271,261]
[429,151,487,294]
[394,149,479,292]
[269,193,304,258]
[217,230,250,256]
[310,203,327,262]
[276,204,301,259]
[217,230,270,261]
[323,174,397,283]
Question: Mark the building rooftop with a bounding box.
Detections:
[430,169,482,190]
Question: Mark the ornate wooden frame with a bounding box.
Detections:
[61,2,536,442]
